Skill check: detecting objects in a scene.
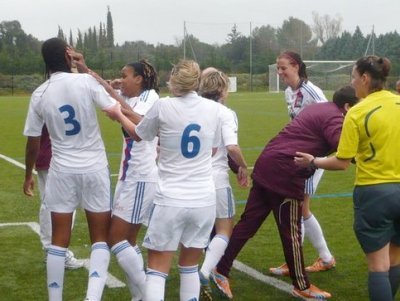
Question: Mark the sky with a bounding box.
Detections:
[1,0,399,46]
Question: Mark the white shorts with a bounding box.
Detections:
[44,167,111,213]
[304,168,324,195]
[112,180,156,225]
[143,204,216,251]
[216,187,235,219]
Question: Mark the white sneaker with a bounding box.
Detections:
[65,250,85,270]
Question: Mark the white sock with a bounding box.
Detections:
[85,242,110,301]
[179,265,200,301]
[133,245,144,268]
[200,234,229,278]
[47,245,67,301]
[304,214,333,262]
[145,268,167,301]
[111,241,145,300]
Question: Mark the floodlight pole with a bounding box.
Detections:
[249,22,253,92]
[11,37,16,96]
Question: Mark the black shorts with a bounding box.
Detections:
[353,183,400,253]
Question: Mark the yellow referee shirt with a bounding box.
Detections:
[336,90,400,185]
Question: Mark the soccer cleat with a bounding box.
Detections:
[65,250,85,270]
[305,257,336,273]
[210,269,233,299]
[292,284,332,299]
[269,263,290,276]
[199,271,213,301]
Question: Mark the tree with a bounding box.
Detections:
[276,17,316,58]
[106,6,114,47]
[69,30,74,47]
[226,24,242,44]
[76,30,83,50]
[99,22,107,49]
[312,12,342,44]
[252,25,279,72]
[0,20,42,74]
[350,26,366,58]
[57,25,65,41]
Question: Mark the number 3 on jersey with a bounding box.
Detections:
[59,104,81,136]
[181,124,201,158]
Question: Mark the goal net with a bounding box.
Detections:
[268,60,355,93]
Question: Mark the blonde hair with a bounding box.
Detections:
[168,59,201,96]
[199,67,229,102]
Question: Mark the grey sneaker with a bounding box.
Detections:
[65,250,85,270]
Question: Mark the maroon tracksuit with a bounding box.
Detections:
[216,102,345,290]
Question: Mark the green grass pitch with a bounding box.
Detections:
[0,92,376,300]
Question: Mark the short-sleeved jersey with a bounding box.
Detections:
[118,89,159,182]
[212,104,238,189]
[252,102,345,200]
[23,72,116,173]
[135,91,221,207]
[285,80,327,119]
[336,90,400,185]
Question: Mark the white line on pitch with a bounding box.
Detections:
[232,260,309,300]
[0,222,125,288]
[0,153,37,175]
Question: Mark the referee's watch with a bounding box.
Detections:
[309,158,317,170]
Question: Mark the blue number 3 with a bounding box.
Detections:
[59,104,81,136]
[181,124,201,158]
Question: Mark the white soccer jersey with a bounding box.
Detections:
[284,80,327,119]
[118,89,159,182]
[212,105,238,189]
[23,72,116,173]
[135,91,221,208]
[284,80,327,194]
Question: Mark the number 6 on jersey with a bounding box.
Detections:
[181,123,201,158]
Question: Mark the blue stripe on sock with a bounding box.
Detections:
[112,241,130,255]
[179,265,198,274]
[48,248,67,257]
[147,269,168,279]
[92,242,109,251]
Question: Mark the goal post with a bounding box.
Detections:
[268,60,355,93]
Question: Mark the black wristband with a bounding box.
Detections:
[310,158,317,170]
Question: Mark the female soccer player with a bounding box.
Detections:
[104,60,222,301]
[295,55,400,301]
[213,85,358,300]
[105,60,159,301]
[197,67,248,300]
[269,51,336,277]
[23,37,116,301]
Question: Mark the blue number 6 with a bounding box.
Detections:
[181,124,201,158]
[59,104,81,136]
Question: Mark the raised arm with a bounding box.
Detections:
[103,103,142,142]
[89,70,144,125]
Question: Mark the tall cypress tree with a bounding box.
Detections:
[106,6,114,47]
[69,29,74,47]
[57,25,65,41]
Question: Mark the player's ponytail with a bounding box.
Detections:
[355,55,391,93]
